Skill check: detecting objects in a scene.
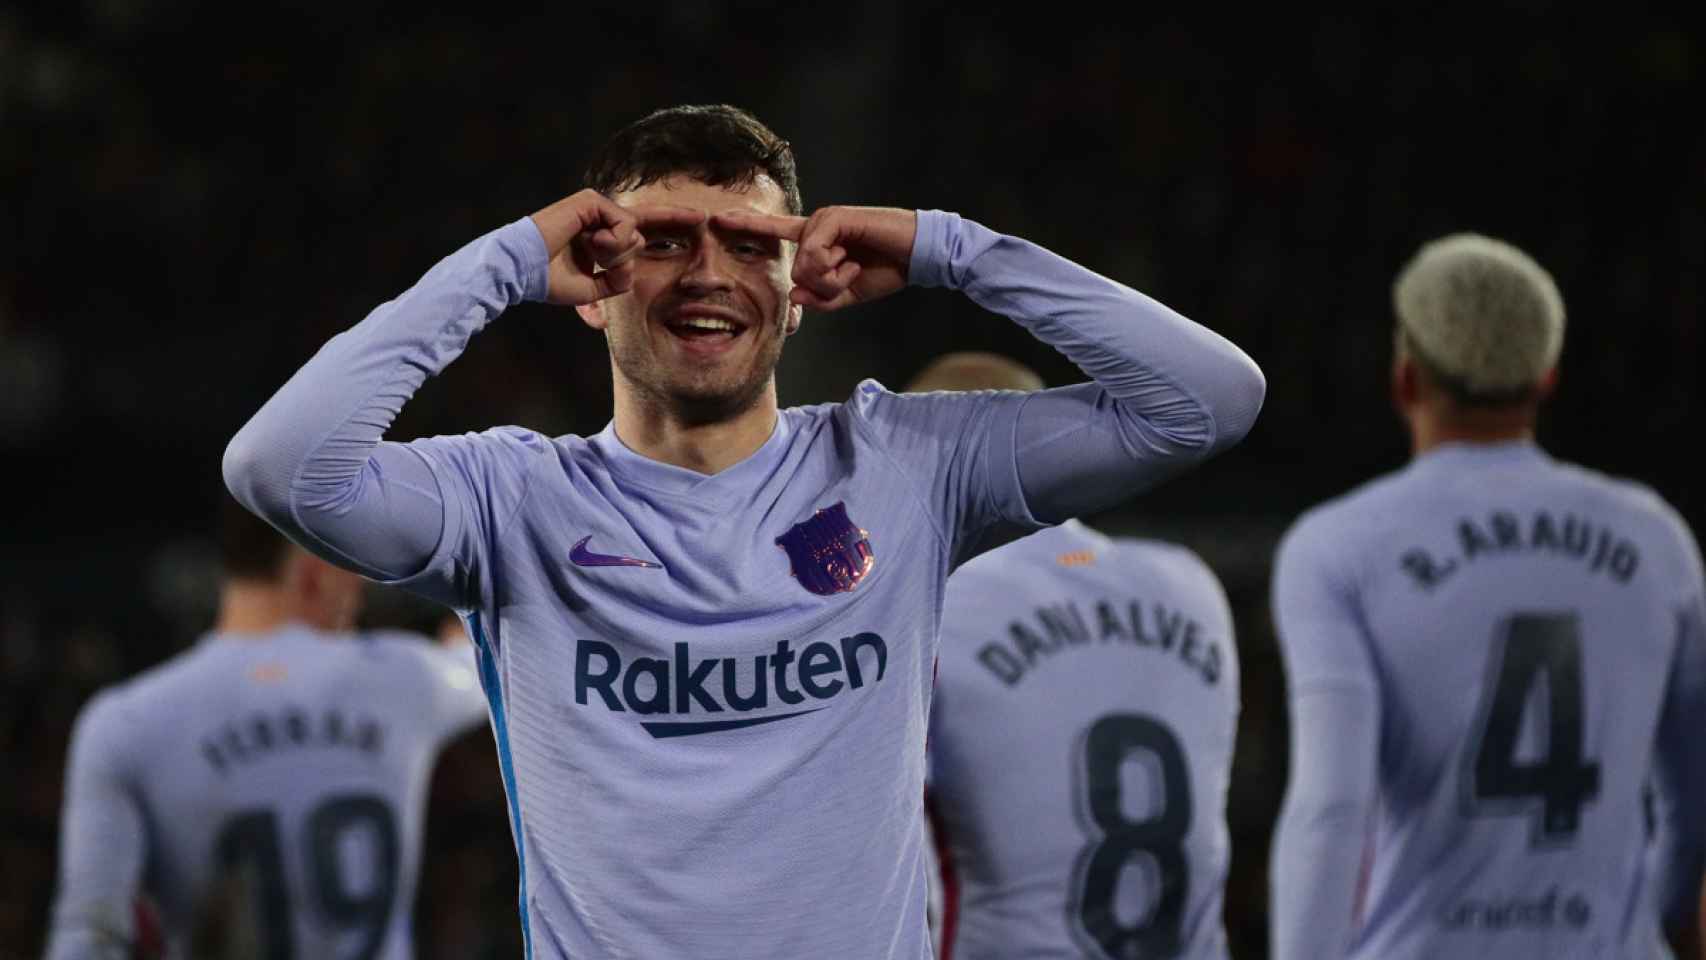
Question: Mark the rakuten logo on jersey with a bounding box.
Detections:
[1438,887,1591,932]
[574,634,887,738]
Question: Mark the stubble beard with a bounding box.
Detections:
[608,315,786,427]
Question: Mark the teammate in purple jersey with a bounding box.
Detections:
[1269,233,1706,960]
[44,499,487,960]
[223,104,1266,958]
[914,353,1238,960]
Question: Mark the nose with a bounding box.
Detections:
[678,232,735,295]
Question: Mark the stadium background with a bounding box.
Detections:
[3,4,1703,957]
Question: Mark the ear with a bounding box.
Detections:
[784,303,803,336]
[276,547,329,625]
[576,300,608,331]
[279,548,314,595]
[1392,352,1419,416]
[286,549,327,605]
[1534,365,1559,403]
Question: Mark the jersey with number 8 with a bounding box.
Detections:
[1271,442,1706,959]
[45,627,488,960]
[926,521,1239,959]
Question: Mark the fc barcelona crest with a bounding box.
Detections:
[775,502,874,596]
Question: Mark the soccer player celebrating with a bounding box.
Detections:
[223,104,1265,958]
[914,353,1240,960]
[1268,234,1706,960]
[45,498,487,959]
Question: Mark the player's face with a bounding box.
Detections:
[584,175,801,424]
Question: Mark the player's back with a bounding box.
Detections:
[927,520,1239,959]
[47,625,485,960]
[1276,441,1700,960]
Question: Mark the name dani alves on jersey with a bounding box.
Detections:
[976,595,1223,688]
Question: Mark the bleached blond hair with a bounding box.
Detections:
[1393,233,1565,399]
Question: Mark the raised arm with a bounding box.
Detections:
[911,210,1264,521]
[222,194,699,605]
[714,206,1265,528]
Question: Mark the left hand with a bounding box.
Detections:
[712,206,918,310]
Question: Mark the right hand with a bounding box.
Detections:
[529,190,706,305]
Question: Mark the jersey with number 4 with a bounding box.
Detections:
[927,520,1239,959]
[45,627,488,960]
[1273,441,1706,959]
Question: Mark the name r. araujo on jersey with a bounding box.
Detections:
[574,501,887,739]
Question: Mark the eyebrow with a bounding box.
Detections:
[710,220,780,239]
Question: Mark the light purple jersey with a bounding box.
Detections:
[927,521,1238,959]
[1269,442,1706,960]
[44,627,487,960]
[223,210,1265,958]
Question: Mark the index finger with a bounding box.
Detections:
[711,210,807,243]
[577,191,638,232]
[629,205,710,232]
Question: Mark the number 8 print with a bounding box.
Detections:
[1070,713,1193,959]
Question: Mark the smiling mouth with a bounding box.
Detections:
[663,311,747,348]
[670,316,739,336]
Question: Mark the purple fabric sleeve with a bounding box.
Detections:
[909,210,1265,524]
[223,218,548,607]
[1268,516,1381,960]
[44,692,146,960]
[1651,523,1706,932]
[225,210,1263,608]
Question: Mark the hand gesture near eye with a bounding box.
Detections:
[709,206,918,310]
[529,191,708,305]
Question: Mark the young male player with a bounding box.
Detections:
[224,104,1266,958]
[45,499,487,959]
[915,352,1240,960]
[1269,233,1706,959]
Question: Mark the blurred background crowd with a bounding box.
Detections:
[3,3,1702,956]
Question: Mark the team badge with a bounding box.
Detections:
[775,502,874,596]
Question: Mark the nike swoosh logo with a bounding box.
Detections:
[641,709,823,739]
[570,536,663,569]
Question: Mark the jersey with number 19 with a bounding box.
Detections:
[45,627,488,960]
[927,520,1239,959]
[1271,441,1706,960]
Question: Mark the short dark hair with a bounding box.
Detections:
[219,493,291,581]
[584,104,802,215]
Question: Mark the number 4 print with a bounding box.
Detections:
[1465,612,1602,845]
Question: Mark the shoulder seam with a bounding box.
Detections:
[842,393,954,557]
[484,430,548,621]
